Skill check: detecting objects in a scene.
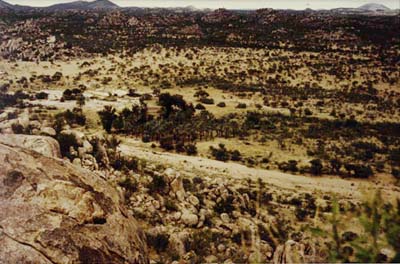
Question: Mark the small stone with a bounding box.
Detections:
[188,195,199,206]
[171,177,185,194]
[173,211,182,221]
[217,244,226,253]
[176,190,185,202]
[220,213,230,223]
[204,255,218,263]
[40,127,56,136]
[72,158,81,166]
[181,210,198,226]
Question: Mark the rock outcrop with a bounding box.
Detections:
[0,134,61,158]
[0,143,148,263]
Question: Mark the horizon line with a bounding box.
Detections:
[3,0,399,11]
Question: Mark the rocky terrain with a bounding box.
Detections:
[0,1,399,263]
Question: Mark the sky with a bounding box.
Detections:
[5,0,400,10]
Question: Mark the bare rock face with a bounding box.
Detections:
[0,134,61,158]
[0,143,148,264]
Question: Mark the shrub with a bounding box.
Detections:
[392,168,400,179]
[210,144,230,162]
[195,103,206,110]
[148,174,167,193]
[57,133,79,159]
[310,159,323,175]
[304,108,313,116]
[279,160,298,173]
[230,150,242,161]
[35,92,49,100]
[214,195,235,214]
[200,97,214,105]
[159,136,174,151]
[11,123,24,134]
[146,233,169,253]
[57,108,86,126]
[185,144,198,155]
[217,102,226,107]
[236,103,247,109]
[98,106,117,133]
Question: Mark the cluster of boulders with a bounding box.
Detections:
[0,18,85,60]
[125,166,321,263]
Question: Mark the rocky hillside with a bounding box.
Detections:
[0,138,148,263]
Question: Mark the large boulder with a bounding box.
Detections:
[0,143,148,263]
[0,134,61,158]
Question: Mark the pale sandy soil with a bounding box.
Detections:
[119,138,400,203]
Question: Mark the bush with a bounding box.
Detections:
[57,108,86,126]
[62,88,82,101]
[210,144,230,162]
[310,159,323,175]
[304,108,313,116]
[230,150,242,161]
[200,97,214,105]
[279,160,298,173]
[148,174,167,193]
[35,92,49,100]
[98,106,117,133]
[392,168,400,179]
[217,102,226,107]
[185,144,198,155]
[57,133,79,159]
[236,103,247,109]
[214,195,235,214]
[195,103,206,110]
[11,123,25,134]
[159,136,174,151]
[344,163,373,178]
[146,233,169,253]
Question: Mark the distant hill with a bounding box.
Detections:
[0,0,13,9]
[0,0,33,11]
[46,0,119,11]
[358,3,391,11]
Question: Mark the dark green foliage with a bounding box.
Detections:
[230,150,242,161]
[344,164,373,178]
[200,97,214,105]
[279,160,298,173]
[217,102,226,107]
[195,103,205,110]
[310,159,323,175]
[148,174,167,193]
[56,108,86,127]
[146,233,169,253]
[210,144,230,162]
[11,123,24,134]
[62,88,82,101]
[236,103,247,109]
[35,91,49,100]
[98,106,117,133]
[57,133,80,159]
[214,194,235,214]
[185,144,197,155]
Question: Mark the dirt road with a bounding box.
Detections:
[119,140,400,203]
